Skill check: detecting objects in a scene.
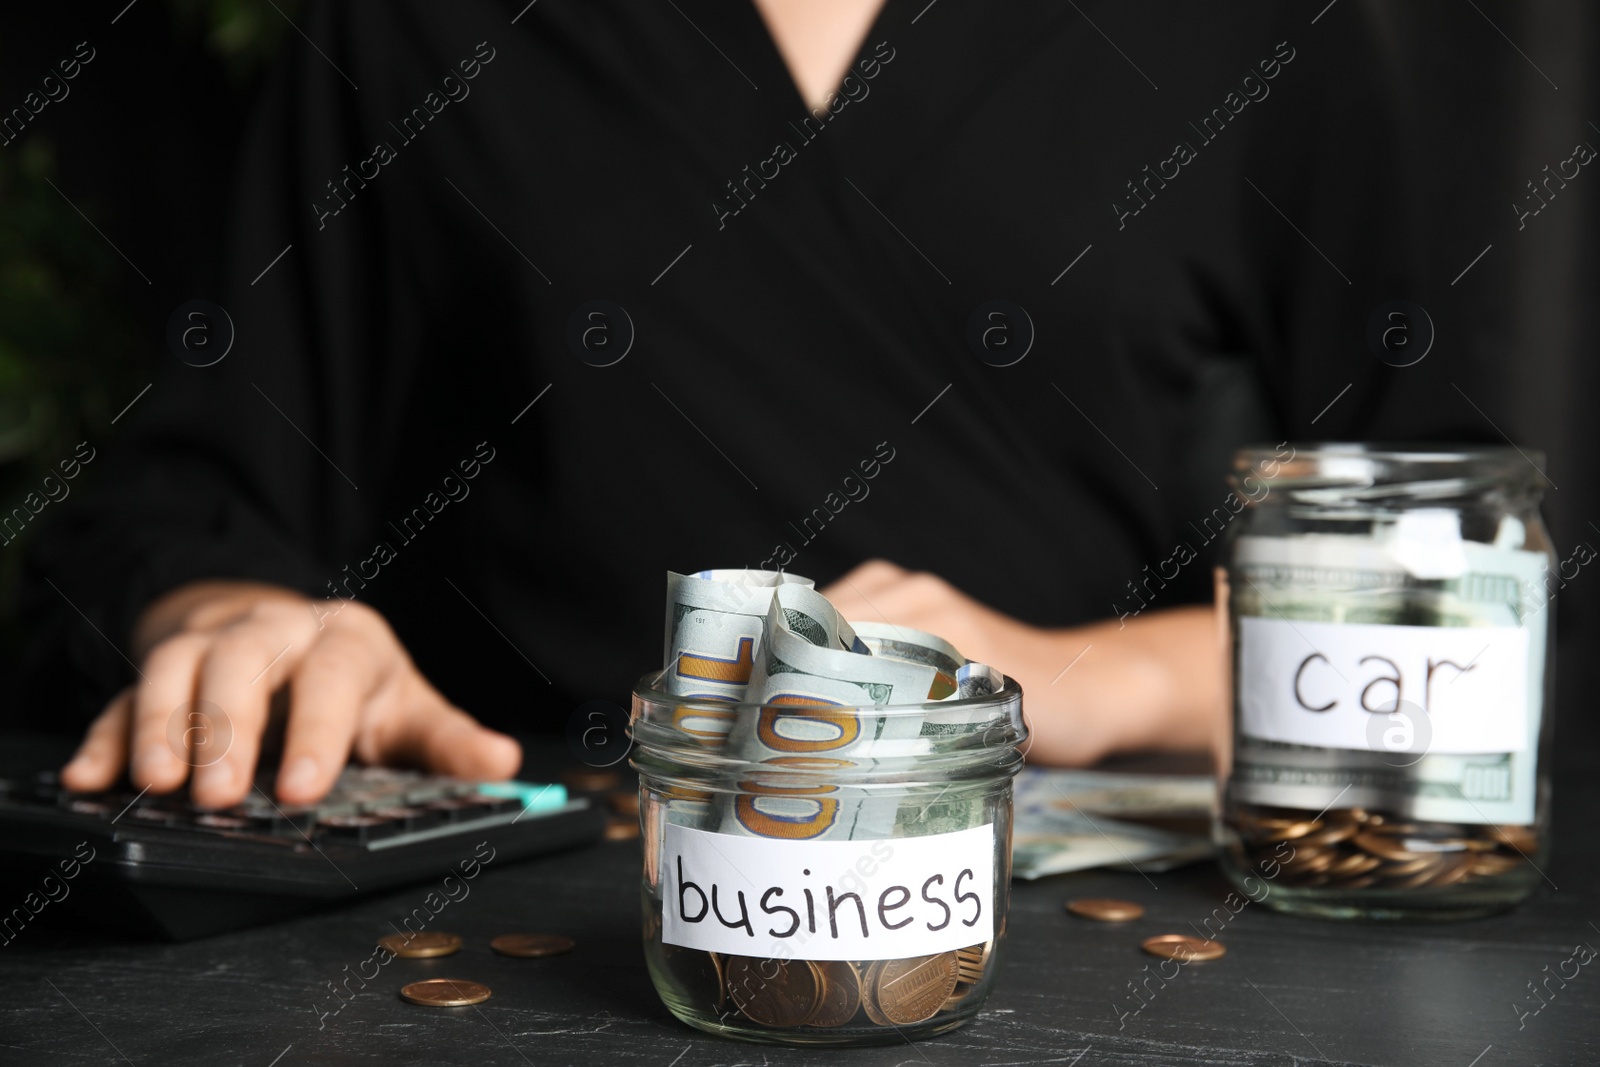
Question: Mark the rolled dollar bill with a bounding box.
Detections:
[662,569,815,716]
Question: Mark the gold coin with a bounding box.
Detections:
[1066,898,1145,923]
[806,961,862,1027]
[489,933,575,958]
[724,956,823,1028]
[609,790,640,817]
[603,817,640,841]
[562,768,621,793]
[399,978,491,1007]
[1141,934,1225,962]
[378,931,462,959]
[875,953,961,1025]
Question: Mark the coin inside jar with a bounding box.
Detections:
[489,933,576,958]
[399,978,492,1007]
[805,961,862,1028]
[1066,898,1145,922]
[378,931,461,958]
[724,956,824,1027]
[875,952,961,1025]
[1141,934,1225,962]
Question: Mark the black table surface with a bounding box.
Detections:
[3,738,1596,1067]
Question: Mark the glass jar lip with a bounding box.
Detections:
[1233,442,1548,492]
[630,672,1023,714]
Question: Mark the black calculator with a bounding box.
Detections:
[0,766,607,940]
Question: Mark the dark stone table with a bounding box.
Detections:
[2,739,1595,1067]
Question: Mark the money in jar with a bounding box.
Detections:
[634,570,1026,1045]
[1216,445,1556,920]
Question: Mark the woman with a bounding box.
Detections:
[38,0,1417,807]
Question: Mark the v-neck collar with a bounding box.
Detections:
[735,0,901,119]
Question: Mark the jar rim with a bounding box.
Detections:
[629,672,1029,778]
[1232,442,1548,496]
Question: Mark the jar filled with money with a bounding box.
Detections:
[1217,444,1555,920]
[631,569,1028,1045]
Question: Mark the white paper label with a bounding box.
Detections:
[661,823,993,961]
[1239,617,1530,755]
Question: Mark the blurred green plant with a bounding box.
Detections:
[0,0,296,646]
[165,0,302,84]
[0,138,146,567]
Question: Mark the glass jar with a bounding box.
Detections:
[1217,444,1555,921]
[630,675,1027,1046]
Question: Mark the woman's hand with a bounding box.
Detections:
[59,580,521,808]
[821,560,1223,765]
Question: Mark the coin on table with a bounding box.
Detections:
[378,931,461,958]
[1141,934,1224,962]
[806,961,862,1028]
[399,978,492,1006]
[724,956,823,1028]
[490,933,576,958]
[562,768,621,793]
[604,817,640,841]
[875,952,961,1025]
[1065,898,1145,923]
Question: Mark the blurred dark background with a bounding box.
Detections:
[0,1,1596,756]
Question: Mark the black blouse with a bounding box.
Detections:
[32,0,1437,729]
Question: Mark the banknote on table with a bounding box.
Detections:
[1010,767,1214,877]
[1012,768,1214,820]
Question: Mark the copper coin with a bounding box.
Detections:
[1326,853,1382,878]
[562,768,621,793]
[1353,831,1417,861]
[806,961,862,1028]
[859,961,891,1026]
[724,956,823,1027]
[490,933,575,958]
[378,931,461,958]
[1493,824,1539,853]
[1300,822,1359,847]
[609,791,640,817]
[955,942,989,981]
[1066,898,1145,923]
[1141,934,1225,962]
[1261,820,1320,843]
[659,945,725,1011]
[399,978,492,1007]
[876,953,961,1025]
[604,817,640,841]
[1380,853,1444,878]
